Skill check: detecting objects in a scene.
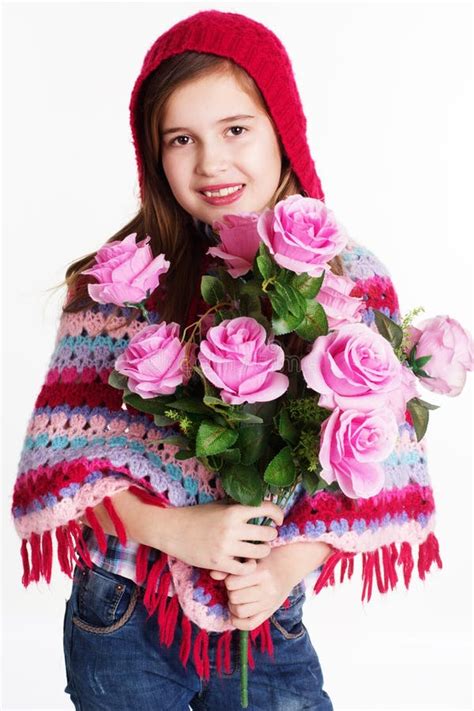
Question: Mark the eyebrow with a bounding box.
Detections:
[161,114,256,136]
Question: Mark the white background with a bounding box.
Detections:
[2,1,473,709]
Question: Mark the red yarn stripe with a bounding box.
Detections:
[55,526,72,577]
[163,594,179,647]
[127,485,170,509]
[84,506,108,554]
[314,549,345,594]
[30,532,41,582]
[102,496,127,545]
[263,619,274,657]
[135,543,150,585]
[143,555,168,618]
[247,632,255,670]
[20,539,30,587]
[68,520,92,568]
[179,614,193,668]
[40,530,53,583]
[399,542,414,588]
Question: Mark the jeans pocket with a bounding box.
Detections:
[270,587,306,640]
[72,563,140,635]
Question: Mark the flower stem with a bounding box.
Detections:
[181,300,233,344]
[240,631,249,707]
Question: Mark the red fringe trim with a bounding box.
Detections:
[84,506,108,554]
[216,629,233,677]
[102,496,127,545]
[135,542,151,586]
[313,533,443,603]
[17,504,443,684]
[179,614,193,668]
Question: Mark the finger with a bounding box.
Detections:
[225,569,261,591]
[240,501,284,526]
[233,542,271,560]
[231,609,272,631]
[241,523,279,542]
[227,557,258,576]
[229,600,268,619]
[209,570,228,580]
[227,584,261,606]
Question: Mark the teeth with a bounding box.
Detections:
[203,185,243,197]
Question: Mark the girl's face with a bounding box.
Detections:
[160,71,282,226]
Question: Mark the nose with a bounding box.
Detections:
[195,141,229,177]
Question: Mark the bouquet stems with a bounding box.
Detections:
[240,631,249,707]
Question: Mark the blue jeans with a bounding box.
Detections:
[63,561,334,710]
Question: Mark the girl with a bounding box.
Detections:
[12,10,443,710]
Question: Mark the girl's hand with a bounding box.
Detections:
[160,499,284,576]
[210,541,334,631]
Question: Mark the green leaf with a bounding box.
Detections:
[169,398,210,414]
[274,282,307,320]
[108,370,129,390]
[406,398,430,442]
[221,463,265,506]
[240,291,261,316]
[175,449,195,460]
[195,420,239,457]
[271,312,305,335]
[236,423,268,466]
[269,291,290,319]
[155,434,189,447]
[203,395,232,409]
[124,392,170,415]
[302,467,322,495]
[220,447,242,463]
[414,355,432,368]
[291,271,325,299]
[263,446,296,487]
[256,253,275,280]
[410,396,439,411]
[153,414,177,426]
[278,409,298,445]
[295,301,328,340]
[227,411,264,424]
[373,310,404,350]
[201,275,225,306]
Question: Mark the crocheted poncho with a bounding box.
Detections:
[11,237,443,680]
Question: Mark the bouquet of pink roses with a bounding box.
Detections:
[82,195,473,708]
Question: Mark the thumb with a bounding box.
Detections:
[209,569,228,580]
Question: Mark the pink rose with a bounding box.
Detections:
[198,316,289,405]
[83,233,170,306]
[301,323,404,418]
[257,194,348,276]
[386,363,421,423]
[317,270,365,329]
[319,407,399,498]
[115,322,193,398]
[208,213,260,277]
[405,315,474,396]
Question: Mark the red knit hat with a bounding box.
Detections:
[129,10,325,203]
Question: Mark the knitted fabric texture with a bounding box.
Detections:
[12,10,442,682]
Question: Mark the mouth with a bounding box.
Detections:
[197,184,246,206]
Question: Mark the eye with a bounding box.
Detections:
[168,125,248,147]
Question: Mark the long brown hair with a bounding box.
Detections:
[54,51,343,340]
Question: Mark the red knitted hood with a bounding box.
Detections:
[128,10,325,203]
